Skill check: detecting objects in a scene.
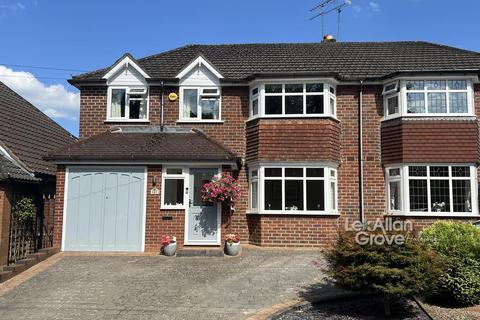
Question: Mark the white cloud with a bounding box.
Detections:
[368,1,381,13]
[0,66,79,120]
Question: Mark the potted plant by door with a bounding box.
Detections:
[225,233,240,256]
[161,235,177,256]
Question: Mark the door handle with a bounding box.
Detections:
[189,199,193,207]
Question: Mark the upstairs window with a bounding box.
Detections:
[249,82,336,119]
[383,79,473,119]
[108,87,148,121]
[180,87,221,121]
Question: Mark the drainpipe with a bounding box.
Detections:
[160,81,165,131]
[358,80,365,223]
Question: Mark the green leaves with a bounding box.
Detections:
[12,197,36,222]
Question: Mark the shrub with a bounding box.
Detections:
[325,230,443,316]
[422,221,480,306]
[12,197,36,222]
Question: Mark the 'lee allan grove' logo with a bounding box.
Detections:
[344,217,414,245]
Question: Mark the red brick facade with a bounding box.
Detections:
[52,83,480,252]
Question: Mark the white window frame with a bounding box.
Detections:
[248,169,259,212]
[248,163,338,215]
[248,80,337,120]
[106,86,149,122]
[383,77,474,120]
[178,86,222,122]
[161,167,188,210]
[386,164,479,217]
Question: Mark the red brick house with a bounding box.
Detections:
[47,41,480,253]
[0,81,76,265]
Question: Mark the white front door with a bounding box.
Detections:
[185,168,220,245]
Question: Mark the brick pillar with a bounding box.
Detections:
[0,184,12,265]
[53,166,65,250]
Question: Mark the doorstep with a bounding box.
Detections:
[176,246,224,257]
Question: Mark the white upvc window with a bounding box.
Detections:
[248,164,338,215]
[383,79,474,119]
[386,164,478,216]
[179,87,221,121]
[161,167,187,209]
[249,81,337,119]
[107,86,149,121]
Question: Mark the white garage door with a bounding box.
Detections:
[63,167,146,252]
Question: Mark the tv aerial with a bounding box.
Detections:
[310,0,352,40]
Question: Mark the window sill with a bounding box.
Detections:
[382,114,476,122]
[247,211,340,216]
[386,212,479,218]
[246,115,338,123]
[161,206,186,211]
[105,119,150,123]
[176,120,224,124]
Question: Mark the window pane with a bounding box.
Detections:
[329,86,335,94]
[285,180,303,210]
[265,84,282,93]
[285,168,303,177]
[264,180,282,210]
[409,179,428,212]
[307,180,325,211]
[251,170,258,178]
[407,93,425,113]
[285,96,303,114]
[306,83,323,92]
[164,179,184,206]
[389,181,401,211]
[306,95,324,114]
[251,181,258,209]
[406,80,424,90]
[183,89,198,118]
[426,80,446,90]
[448,80,467,90]
[452,166,470,177]
[265,96,282,114]
[330,97,335,114]
[387,96,399,115]
[427,92,446,113]
[306,168,324,177]
[453,180,472,212]
[166,168,182,175]
[111,89,126,118]
[265,168,282,177]
[252,99,258,116]
[129,98,147,119]
[330,181,336,210]
[252,88,259,95]
[285,84,303,93]
[389,168,400,177]
[409,166,427,177]
[449,92,468,113]
[200,98,219,119]
[430,180,450,212]
[202,88,218,94]
[430,166,449,177]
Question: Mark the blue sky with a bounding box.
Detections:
[0,0,479,136]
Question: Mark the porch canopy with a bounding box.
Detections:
[45,126,238,166]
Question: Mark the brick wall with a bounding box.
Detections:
[0,184,12,265]
[52,166,65,249]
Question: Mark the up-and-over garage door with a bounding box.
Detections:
[63,167,146,252]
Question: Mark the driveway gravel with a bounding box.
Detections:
[0,248,326,320]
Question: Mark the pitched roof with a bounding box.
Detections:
[0,153,40,182]
[46,127,237,163]
[70,41,480,84]
[0,81,77,176]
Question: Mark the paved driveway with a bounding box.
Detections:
[0,248,326,320]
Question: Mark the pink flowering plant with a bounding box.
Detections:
[225,233,240,245]
[201,172,241,206]
[160,235,176,247]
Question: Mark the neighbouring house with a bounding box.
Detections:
[46,40,480,253]
[0,81,77,265]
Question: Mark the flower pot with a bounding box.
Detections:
[225,242,240,256]
[163,243,177,256]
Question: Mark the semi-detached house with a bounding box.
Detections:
[46,40,480,252]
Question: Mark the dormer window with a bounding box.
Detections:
[383,79,473,119]
[108,87,148,121]
[249,81,337,119]
[180,87,221,121]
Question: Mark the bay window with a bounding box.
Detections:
[383,79,473,118]
[248,165,338,214]
[108,87,148,121]
[161,168,186,209]
[386,165,478,215]
[180,87,221,121]
[249,82,337,119]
